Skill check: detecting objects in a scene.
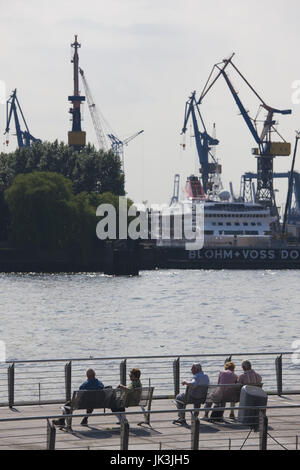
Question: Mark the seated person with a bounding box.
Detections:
[238,360,262,385]
[52,368,104,427]
[111,368,142,423]
[173,363,209,426]
[204,361,238,422]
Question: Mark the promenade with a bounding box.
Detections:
[0,394,299,450]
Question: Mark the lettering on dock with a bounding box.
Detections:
[188,248,300,261]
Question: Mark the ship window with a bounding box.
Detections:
[212,222,216,226]
[257,222,262,226]
[251,222,256,226]
[243,222,248,226]
[235,222,240,226]
[226,222,231,226]
[204,230,214,235]
[245,230,259,235]
[218,222,223,226]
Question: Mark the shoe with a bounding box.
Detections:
[80,418,88,426]
[52,418,65,427]
[172,418,187,425]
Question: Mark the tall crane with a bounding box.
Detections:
[79,68,108,151]
[199,53,292,215]
[4,89,40,148]
[68,35,86,150]
[107,130,144,173]
[181,91,219,193]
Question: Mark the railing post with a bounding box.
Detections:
[120,359,127,387]
[173,358,180,397]
[65,361,72,403]
[259,409,268,451]
[8,363,15,408]
[275,355,283,396]
[120,417,129,450]
[46,418,56,450]
[191,415,200,450]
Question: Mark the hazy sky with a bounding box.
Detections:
[1,0,300,209]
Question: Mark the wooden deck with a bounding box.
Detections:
[0,394,300,450]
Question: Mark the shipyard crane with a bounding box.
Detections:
[181,91,219,193]
[107,130,144,173]
[199,53,292,216]
[79,68,108,151]
[4,89,40,148]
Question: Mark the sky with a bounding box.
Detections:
[1,0,300,211]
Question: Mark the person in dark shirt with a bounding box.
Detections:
[52,368,104,427]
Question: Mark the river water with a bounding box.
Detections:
[0,269,299,361]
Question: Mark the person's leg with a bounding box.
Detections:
[53,400,71,426]
[173,393,187,424]
[229,402,236,419]
[203,401,212,418]
[111,406,126,424]
[81,408,94,426]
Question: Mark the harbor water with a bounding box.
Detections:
[0,269,299,361]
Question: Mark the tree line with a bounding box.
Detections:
[0,141,130,261]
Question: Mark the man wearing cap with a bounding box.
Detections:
[173,363,209,425]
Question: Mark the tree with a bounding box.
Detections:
[5,172,75,250]
[0,141,125,195]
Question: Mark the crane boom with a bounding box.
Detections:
[79,68,108,151]
[4,89,40,148]
[181,91,219,193]
[107,130,144,173]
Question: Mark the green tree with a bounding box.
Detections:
[5,172,75,250]
[0,141,125,196]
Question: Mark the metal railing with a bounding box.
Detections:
[0,404,300,450]
[0,352,299,407]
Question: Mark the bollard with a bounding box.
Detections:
[46,418,56,450]
[65,361,72,403]
[173,358,180,397]
[259,410,268,451]
[120,417,129,450]
[8,363,15,408]
[275,355,283,396]
[120,359,127,387]
[191,415,200,450]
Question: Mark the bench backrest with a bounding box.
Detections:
[113,387,154,408]
[71,389,114,410]
[185,385,208,404]
[207,383,263,404]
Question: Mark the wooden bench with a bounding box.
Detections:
[207,383,263,405]
[175,385,209,419]
[113,386,155,426]
[64,386,154,429]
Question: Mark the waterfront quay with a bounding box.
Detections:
[0,352,299,450]
[0,394,300,451]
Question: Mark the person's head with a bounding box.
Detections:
[224,361,235,372]
[191,363,202,374]
[86,368,96,380]
[242,360,252,371]
[129,368,141,381]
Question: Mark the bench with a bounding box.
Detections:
[175,385,209,419]
[64,386,154,429]
[205,383,263,422]
[113,386,155,426]
[207,383,263,405]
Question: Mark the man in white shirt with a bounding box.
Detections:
[173,363,209,425]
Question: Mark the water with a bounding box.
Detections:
[0,270,299,361]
